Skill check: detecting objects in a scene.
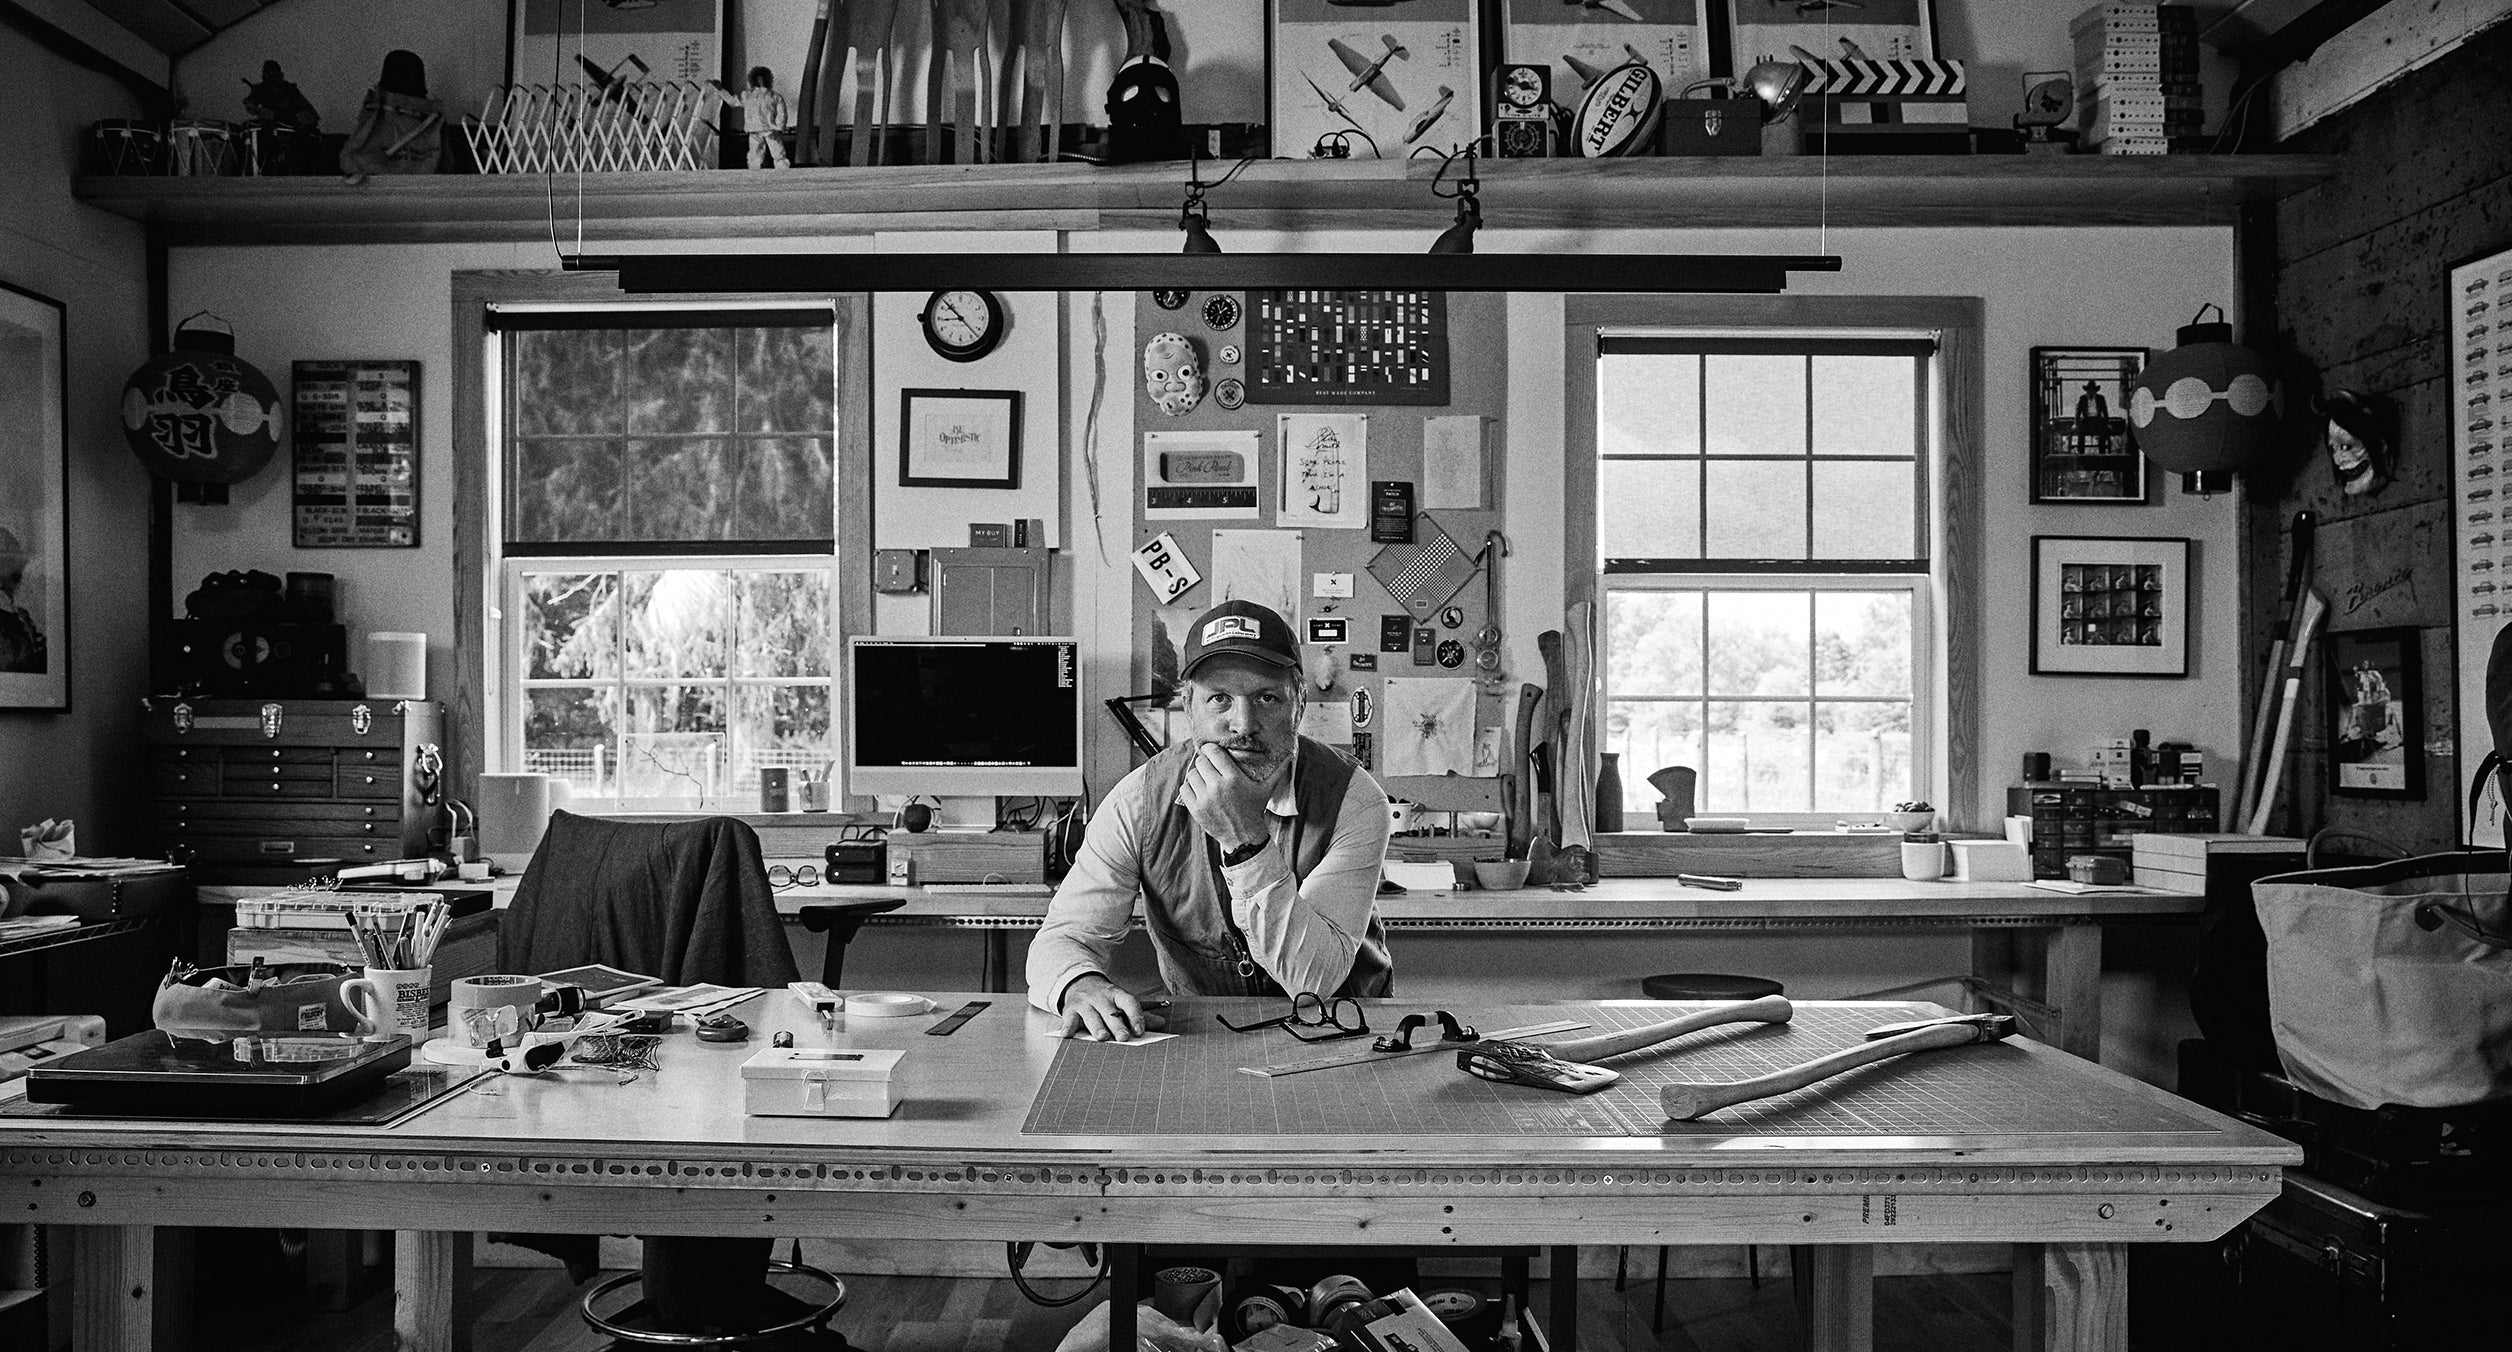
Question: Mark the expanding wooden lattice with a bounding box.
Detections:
[466,81,721,174]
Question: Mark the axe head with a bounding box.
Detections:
[1457,1039,1621,1094]
[1863,1013,2015,1042]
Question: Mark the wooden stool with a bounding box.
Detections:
[1621,973,1786,1329]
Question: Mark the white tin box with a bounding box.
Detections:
[740,1045,903,1118]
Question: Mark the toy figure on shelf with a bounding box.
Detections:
[711,66,793,168]
[242,61,319,130]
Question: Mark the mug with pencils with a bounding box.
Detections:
[342,965,432,1039]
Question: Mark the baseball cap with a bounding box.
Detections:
[1181,600,1299,679]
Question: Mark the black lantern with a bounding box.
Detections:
[2127,304,2277,495]
[121,313,282,504]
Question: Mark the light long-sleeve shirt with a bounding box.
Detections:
[1026,747,1393,1012]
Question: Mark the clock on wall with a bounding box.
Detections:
[919,289,1006,363]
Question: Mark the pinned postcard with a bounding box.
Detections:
[1300,701,1357,745]
[1422,414,1488,508]
[1381,677,1476,777]
[1211,529,1306,625]
[1279,413,1368,529]
[1132,531,1202,606]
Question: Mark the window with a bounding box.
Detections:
[489,308,841,809]
[1591,335,1938,819]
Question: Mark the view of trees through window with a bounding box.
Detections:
[1596,338,1932,816]
[501,312,838,805]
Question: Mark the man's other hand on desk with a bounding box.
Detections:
[1056,973,1170,1041]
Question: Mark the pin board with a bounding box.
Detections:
[1132,291,1511,776]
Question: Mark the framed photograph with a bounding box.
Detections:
[1722,0,1934,66]
[1270,0,1483,160]
[899,389,1022,489]
[293,360,420,547]
[1504,0,1712,97]
[510,0,724,87]
[2031,347,2148,504]
[2030,535,2191,678]
[2328,626,2424,799]
[0,280,68,713]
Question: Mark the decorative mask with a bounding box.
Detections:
[1143,332,1205,417]
[2321,388,2396,498]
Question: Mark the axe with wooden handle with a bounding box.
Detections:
[1457,995,1793,1094]
[1659,1012,2016,1121]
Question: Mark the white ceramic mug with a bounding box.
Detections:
[341,966,432,1040]
[1901,840,1946,882]
[450,974,543,1048]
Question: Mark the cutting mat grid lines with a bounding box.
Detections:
[1021,1004,2213,1138]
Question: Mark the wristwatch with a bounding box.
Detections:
[1220,838,1268,867]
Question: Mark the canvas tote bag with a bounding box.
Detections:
[2251,850,2512,1109]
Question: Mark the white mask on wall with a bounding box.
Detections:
[1143,332,1205,417]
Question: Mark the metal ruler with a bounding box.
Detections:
[1238,1020,1588,1078]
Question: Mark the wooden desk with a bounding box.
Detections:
[0,995,2294,1352]
[205,878,2195,1059]
[774,878,2196,1060]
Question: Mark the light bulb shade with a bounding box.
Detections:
[1180,217,1222,253]
[120,318,282,486]
[1429,195,1480,255]
[2127,318,2278,477]
[1742,60,1809,122]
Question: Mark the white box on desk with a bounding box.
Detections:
[741,1045,902,1118]
[2133,833,2303,894]
[1948,839,2032,882]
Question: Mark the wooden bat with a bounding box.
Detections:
[1507,682,1541,859]
[1659,1013,2015,1121]
[1458,995,1793,1094]
[2236,511,2315,828]
[795,0,831,166]
[2247,590,2327,835]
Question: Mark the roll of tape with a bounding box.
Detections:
[1308,1274,1372,1330]
[1418,1287,1495,1342]
[1227,1283,1309,1339]
[844,993,935,1018]
[1151,1265,1221,1329]
[449,974,544,1049]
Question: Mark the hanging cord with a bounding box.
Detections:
[1082,291,1110,563]
[1004,1240,1109,1307]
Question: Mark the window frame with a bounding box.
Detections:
[451,272,873,813]
[1564,295,1984,830]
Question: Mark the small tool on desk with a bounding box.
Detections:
[1675,873,1742,891]
[1658,1012,2016,1121]
[924,1000,990,1035]
[1457,995,1794,1094]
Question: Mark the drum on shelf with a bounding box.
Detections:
[166,119,240,176]
[89,119,162,175]
[240,123,314,176]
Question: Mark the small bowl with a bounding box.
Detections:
[1884,810,1935,833]
[1472,859,1531,891]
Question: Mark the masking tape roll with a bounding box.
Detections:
[1418,1287,1495,1341]
[844,993,935,1018]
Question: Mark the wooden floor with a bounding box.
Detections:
[203,1264,2019,1352]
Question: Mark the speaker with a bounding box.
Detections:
[366,631,428,699]
[172,618,348,697]
[2022,751,2052,782]
[477,773,572,872]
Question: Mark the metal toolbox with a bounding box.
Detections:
[144,696,444,881]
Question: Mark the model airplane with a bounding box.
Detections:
[1566,0,1648,21]
[1302,72,1366,130]
[1404,85,1455,143]
[1330,35,1410,110]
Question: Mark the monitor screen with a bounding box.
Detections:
[843,637,1083,797]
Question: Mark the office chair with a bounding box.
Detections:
[499,811,851,1347]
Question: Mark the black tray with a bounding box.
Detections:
[24,1029,411,1115]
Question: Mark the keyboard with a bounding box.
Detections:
[918,882,1054,896]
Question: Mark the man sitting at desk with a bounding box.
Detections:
[1029,600,1394,1039]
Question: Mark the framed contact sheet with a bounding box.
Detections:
[293,359,420,548]
[2453,242,2512,844]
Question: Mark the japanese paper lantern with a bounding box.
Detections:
[121,314,282,486]
[2127,305,2277,490]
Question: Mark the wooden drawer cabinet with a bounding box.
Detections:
[144,697,445,882]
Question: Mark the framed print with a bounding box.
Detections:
[899,389,1022,489]
[2328,626,2424,799]
[1722,0,1933,66]
[1504,0,1711,100]
[1270,0,1482,160]
[510,0,724,87]
[293,360,420,547]
[2450,241,2512,843]
[2031,347,2148,504]
[0,280,68,712]
[2030,535,2190,678]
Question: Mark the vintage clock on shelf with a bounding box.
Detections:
[918,289,1006,363]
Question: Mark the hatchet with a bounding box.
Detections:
[1659,1012,2017,1121]
[1457,995,1793,1094]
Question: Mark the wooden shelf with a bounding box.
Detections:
[77,154,2339,247]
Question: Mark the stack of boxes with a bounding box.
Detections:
[2073,2,2202,155]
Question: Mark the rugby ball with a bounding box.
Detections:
[1573,62,1664,157]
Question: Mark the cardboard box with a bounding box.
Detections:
[2132,833,2304,894]
[1949,839,2033,882]
[741,1045,902,1118]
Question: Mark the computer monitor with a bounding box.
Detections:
[842,636,1083,798]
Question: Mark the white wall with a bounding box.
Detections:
[0,25,154,855]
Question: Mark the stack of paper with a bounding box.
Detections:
[2073,3,2202,155]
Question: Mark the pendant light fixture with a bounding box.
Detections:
[1428,148,1481,255]
[1178,152,1221,254]
[2128,303,2278,495]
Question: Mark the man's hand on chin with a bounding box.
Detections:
[1181,741,1274,854]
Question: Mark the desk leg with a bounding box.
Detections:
[393,1229,472,1352]
[1789,1245,1872,1352]
[2041,925,2104,1062]
[1547,1245,1577,1351]
[67,1224,190,1352]
[981,930,1009,993]
[2012,1242,2125,1352]
[1108,1243,1140,1352]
